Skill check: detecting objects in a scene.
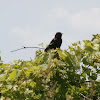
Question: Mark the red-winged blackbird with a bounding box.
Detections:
[45,32,62,52]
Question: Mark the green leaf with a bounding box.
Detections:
[85,46,94,52]
[57,50,66,60]
[7,85,12,89]
[38,43,43,46]
[72,42,77,46]
[93,44,99,51]
[39,64,48,70]
[30,81,36,88]
[1,89,8,94]
[56,60,66,66]
[41,53,49,63]
[34,56,42,65]
[0,63,3,66]
[0,34,100,99]
[93,38,99,44]
[0,73,7,81]
[81,73,86,78]
[82,58,89,65]
[8,69,17,81]
[59,69,66,74]
[89,73,97,80]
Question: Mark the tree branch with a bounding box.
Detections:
[11,46,45,52]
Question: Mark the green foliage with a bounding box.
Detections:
[0,34,100,100]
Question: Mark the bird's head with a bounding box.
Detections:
[55,32,63,39]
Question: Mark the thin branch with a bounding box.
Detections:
[23,46,45,49]
[80,93,88,99]
[11,46,45,52]
[11,47,25,52]
[81,65,90,76]
[85,81,91,82]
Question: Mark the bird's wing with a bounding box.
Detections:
[49,38,56,46]
[45,38,56,52]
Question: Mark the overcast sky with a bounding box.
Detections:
[0,0,100,63]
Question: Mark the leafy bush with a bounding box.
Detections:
[0,34,100,100]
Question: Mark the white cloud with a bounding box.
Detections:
[9,26,39,47]
[9,8,100,47]
[48,8,69,19]
[9,25,51,47]
[49,8,100,29]
[70,8,100,29]
[11,27,25,36]
[11,26,33,39]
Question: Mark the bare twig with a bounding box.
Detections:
[11,46,45,52]
[80,93,88,99]
[81,65,90,76]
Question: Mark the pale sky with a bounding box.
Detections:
[0,0,100,63]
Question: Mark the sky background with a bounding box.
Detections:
[0,0,100,63]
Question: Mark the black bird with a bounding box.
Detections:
[45,32,62,52]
